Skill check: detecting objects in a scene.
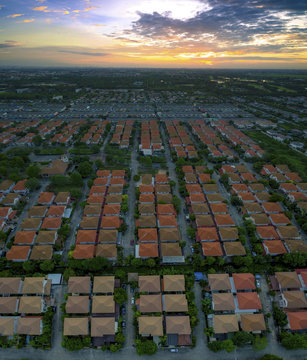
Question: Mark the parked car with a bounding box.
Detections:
[122,321,126,329]
[130,239,134,245]
[131,297,135,305]
[170,348,178,353]
[256,280,261,288]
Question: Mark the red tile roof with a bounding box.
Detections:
[73,245,95,259]
[6,246,30,261]
[14,231,36,245]
[232,273,256,290]
[237,292,262,310]
[201,242,223,256]
[139,243,159,258]
[256,226,279,239]
[41,217,62,229]
[214,214,235,226]
[76,230,97,244]
[197,227,219,241]
[138,228,158,242]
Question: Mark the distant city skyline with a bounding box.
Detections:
[0,0,306,68]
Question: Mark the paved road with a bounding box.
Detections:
[122,124,139,257]
[160,123,191,257]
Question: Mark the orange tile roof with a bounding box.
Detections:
[256,226,279,239]
[157,204,175,215]
[158,215,177,227]
[14,231,36,245]
[139,194,155,203]
[100,216,121,228]
[73,245,95,259]
[280,183,298,192]
[94,178,108,185]
[102,205,121,216]
[12,180,26,191]
[109,178,125,185]
[112,170,125,177]
[210,203,228,214]
[138,228,158,242]
[263,240,287,255]
[139,185,154,193]
[37,192,54,204]
[285,173,302,182]
[237,292,262,310]
[41,217,62,229]
[76,230,97,244]
[239,192,257,202]
[287,311,307,330]
[96,170,111,177]
[46,206,66,217]
[197,227,219,241]
[232,184,249,192]
[269,213,291,225]
[262,202,283,213]
[190,193,206,203]
[87,195,104,204]
[0,207,12,218]
[155,174,169,183]
[6,246,30,261]
[139,243,159,258]
[232,273,256,290]
[214,214,235,226]
[89,186,107,195]
[201,242,223,256]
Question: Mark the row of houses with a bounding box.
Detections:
[213,121,265,158]
[135,173,184,263]
[110,120,134,148]
[182,165,246,257]
[72,169,127,261]
[0,120,40,146]
[222,164,306,255]
[270,270,307,332]
[64,276,121,346]
[6,191,71,262]
[139,120,163,156]
[190,120,235,159]
[165,120,198,158]
[135,274,192,347]
[0,276,53,338]
[81,120,109,145]
[260,164,306,205]
[205,273,266,340]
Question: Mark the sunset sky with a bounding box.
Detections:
[0,0,306,68]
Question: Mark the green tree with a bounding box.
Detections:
[22,261,36,273]
[280,332,307,350]
[39,260,54,273]
[221,339,235,353]
[33,135,42,146]
[25,177,40,191]
[114,288,127,305]
[70,172,83,187]
[78,161,92,178]
[71,189,82,199]
[133,174,140,182]
[136,339,157,355]
[253,336,268,351]
[26,165,41,178]
[232,331,254,347]
[259,355,283,360]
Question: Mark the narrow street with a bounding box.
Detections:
[160,123,191,257]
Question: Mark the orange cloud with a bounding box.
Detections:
[7,14,24,18]
[16,19,35,23]
[73,10,80,13]
[84,6,98,12]
[32,6,47,11]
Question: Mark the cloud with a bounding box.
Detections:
[84,6,99,12]
[16,19,35,23]
[118,0,307,52]
[6,14,24,18]
[0,40,20,48]
[32,6,47,11]
[58,50,109,56]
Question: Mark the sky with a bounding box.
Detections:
[0,0,306,68]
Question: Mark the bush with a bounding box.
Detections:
[136,339,157,355]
